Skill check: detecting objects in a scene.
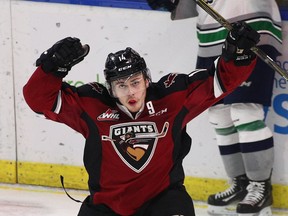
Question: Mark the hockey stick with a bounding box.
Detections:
[195,0,288,81]
[102,135,115,142]
[131,122,169,139]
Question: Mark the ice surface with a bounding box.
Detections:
[0,183,287,216]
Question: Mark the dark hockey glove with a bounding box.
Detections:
[36,37,90,77]
[222,21,260,66]
[147,0,179,12]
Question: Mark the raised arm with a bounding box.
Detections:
[215,21,260,93]
[23,37,89,114]
[182,21,260,124]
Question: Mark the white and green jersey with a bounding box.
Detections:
[196,0,282,57]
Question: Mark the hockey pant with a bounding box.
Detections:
[78,184,195,216]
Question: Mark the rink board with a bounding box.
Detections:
[1,160,286,209]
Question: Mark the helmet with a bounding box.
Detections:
[104,47,148,83]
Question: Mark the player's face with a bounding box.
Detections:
[111,72,149,113]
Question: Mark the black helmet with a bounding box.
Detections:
[104,47,148,82]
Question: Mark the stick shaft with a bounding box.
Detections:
[196,0,288,80]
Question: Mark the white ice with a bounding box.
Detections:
[0,183,287,216]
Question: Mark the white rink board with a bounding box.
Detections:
[0,0,16,161]
[0,0,286,185]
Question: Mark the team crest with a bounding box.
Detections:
[164,73,178,88]
[88,82,103,94]
[102,122,169,173]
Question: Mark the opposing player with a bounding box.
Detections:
[147,0,282,215]
[23,22,259,216]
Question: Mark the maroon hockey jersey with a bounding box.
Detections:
[23,57,255,215]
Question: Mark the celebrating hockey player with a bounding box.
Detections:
[23,22,259,216]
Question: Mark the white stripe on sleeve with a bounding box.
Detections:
[53,90,62,114]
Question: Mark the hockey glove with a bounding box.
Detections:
[36,37,90,77]
[222,21,260,66]
[147,0,179,12]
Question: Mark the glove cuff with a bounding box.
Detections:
[40,59,69,78]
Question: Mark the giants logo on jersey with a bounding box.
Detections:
[102,122,169,173]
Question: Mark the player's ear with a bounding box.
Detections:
[145,79,149,88]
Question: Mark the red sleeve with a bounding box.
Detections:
[23,67,63,114]
[216,57,257,93]
[23,67,89,137]
[182,57,256,126]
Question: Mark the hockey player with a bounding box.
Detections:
[23,22,259,216]
[147,0,282,215]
